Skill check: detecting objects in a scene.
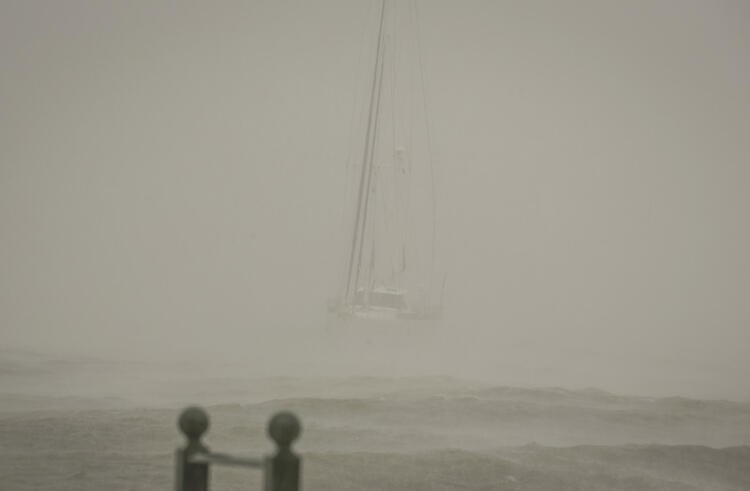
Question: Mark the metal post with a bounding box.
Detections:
[264,412,302,491]
[176,406,210,491]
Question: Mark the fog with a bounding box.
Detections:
[2,0,750,401]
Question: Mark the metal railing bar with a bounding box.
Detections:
[188,452,264,469]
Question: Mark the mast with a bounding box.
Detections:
[344,0,387,305]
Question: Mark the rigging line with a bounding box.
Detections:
[367,174,377,289]
[382,164,397,280]
[387,4,399,276]
[407,0,414,178]
[353,0,388,298]
[389,3,409,277]
[338,0,377,299]
[413,0,438,303]
[341,0,377,224]
[360,72,386,292]
[398,10,412,273]
[392,150,409,275]
[391,1,398,168]
[344,0,387,303]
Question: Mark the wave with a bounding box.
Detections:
[1,372,750,490]
[306,445,750,491]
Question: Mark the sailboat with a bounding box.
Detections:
[329,0,443,322]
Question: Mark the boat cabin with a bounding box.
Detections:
[354,287,409,311]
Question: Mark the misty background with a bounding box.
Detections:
[2,1,749,401]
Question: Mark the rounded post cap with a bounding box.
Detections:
[267,411,301,447]
[178,406,209,441]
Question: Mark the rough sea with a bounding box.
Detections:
[1,349,749,490]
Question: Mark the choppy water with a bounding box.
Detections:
[1,350,749,490]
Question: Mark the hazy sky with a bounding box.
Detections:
[2,1,749,398]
